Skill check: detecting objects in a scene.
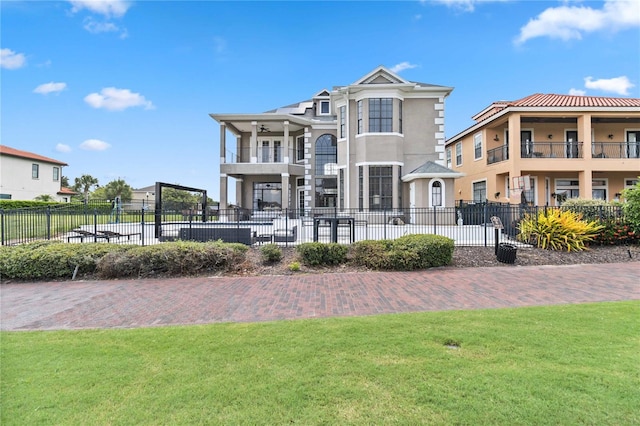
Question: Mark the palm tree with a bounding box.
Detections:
[73,174,99,202]
[103,178,133,203]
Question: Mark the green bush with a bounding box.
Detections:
[0,241,131,280]
[260,244,282,263]
[622,178,640,234]
[97,241,248,278]
[561,198,618,221]
[296,242,348,266]
[350,234,454,270]
[593,220,640,246]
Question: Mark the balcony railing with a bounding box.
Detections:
[224,147,298,164]
[591,141,640,159]
[521,142,583,159]
[487,145,509,164]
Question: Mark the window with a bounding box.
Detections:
[358,166,363,211]
[399,100,403,134]
[368,98,393,132]
[431,180,443,207]
[455,143,462,166]
[32,164,39,179]
[319,100,330,115]
[369,166,393,210]
[357,101,363,134]
[339,106,346,139]
[315,134,337,175]
[53,167,60,181]
[296,136,305,161]
[554,179,579,204]
[339,169,344,210]
[474,133,483,160]
[625,178,639,188]
[473,181,486,203]
[0,194,11,200]
[446,148,452,168]
[273,140,281,162]
[592,179,607,200]
[253,182,282,210]
[315,178,337,207]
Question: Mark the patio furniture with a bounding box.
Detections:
[67,229,111,242]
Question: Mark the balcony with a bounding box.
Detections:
[225,147,298,164]
[487,145,509,164]
[520,142,583,159]
[591,141,640,159]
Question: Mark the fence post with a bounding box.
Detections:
[46,206,52,240]
[93,209,98,243]
[433,206,437,235]
[141,206,146,247]
[1,209,4,246]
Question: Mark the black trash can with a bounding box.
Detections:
[496,243,517,264]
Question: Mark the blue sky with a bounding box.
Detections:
[2,0,639,200]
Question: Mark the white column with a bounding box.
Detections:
[250,121,258,163]
[283,121,290,163]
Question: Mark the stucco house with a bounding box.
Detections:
[444,94,640,205]
[210,66,461,223]
[0,145,72,201]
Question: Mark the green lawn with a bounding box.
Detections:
[2,302,638,425]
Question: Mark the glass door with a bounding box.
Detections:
[626,131,640,158]
[566,130,579,158]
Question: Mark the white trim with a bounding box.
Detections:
[355,132,404,139]
[428,178,446,208]
[355,161,404,167]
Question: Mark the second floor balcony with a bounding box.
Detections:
[225,147,298,164]
[486,140,640,164]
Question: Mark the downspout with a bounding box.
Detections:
[345,88,350,209]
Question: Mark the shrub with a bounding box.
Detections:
[561,198,618,221]
[349,240,393,269]
[97,241,247,278]
[592,220,640,246]
[517,209,603,251]
[0,241,131,280]
[622,178,640,234]
[260,244,282,263]
[296,242,348,267]
[350,234,454,270]
[288,261,301,272]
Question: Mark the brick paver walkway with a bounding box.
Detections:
[1,262,638,331]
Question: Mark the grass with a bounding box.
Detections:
[2,302,638,425]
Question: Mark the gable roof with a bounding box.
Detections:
[402,161,464,182]
[0,145,68,166]
[472,93,640,122]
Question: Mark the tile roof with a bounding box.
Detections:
[0,145,68,166]
[57,187,78,195]
[473,93,640,122]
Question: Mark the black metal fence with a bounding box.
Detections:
[1,202,626,248]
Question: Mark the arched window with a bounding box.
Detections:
[315,134,338,207]
[430,179,444,207]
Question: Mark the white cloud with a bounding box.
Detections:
[83,17,128,38]
[0,48,27,69]
[56,143,72,153]
[33,82,67,95]
[584,76,635,96]
[390,62,418,73]
[80,139,111,151]
[427,0,508,13]
[516,0,640,44]
[568,88,586,96]
[84,87,155,111]
[68,0,131,18]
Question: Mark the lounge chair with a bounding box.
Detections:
[97,230,141,240]
[67,229,111,242]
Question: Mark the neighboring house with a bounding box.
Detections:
[210,66,460,222]
[0,145,69,201]
[445,94,640,206]
[131,185,157,207]
[57,186,78,203]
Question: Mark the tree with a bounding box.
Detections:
[622,177,640,233]
[61,176,70,188]
[73,174,99,202]
[102,178,133,203]
[34,194,54,201]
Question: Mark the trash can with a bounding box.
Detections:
[496,243,517,264]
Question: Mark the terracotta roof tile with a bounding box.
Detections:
[511,93,640,108]
[0,145,68,166]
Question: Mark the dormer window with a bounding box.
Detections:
[319,100,330,115]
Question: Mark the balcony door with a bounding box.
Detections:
[518,130,533,157]
[566,131,579,158]
[627,131,640,158]
[258,139,282,163]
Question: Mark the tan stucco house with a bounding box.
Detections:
[444,94,640,205]
[0,145,72,201]
[210,66,461,221]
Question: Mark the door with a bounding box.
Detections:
[520,130,533,157]
[566,131,579,158]
[409,182,416,224]
[298,188,305,217]
[627,131,640,158]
